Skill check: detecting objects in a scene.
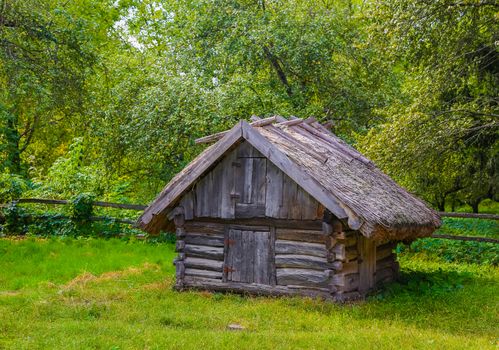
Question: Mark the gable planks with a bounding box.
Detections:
[181,141,323,221]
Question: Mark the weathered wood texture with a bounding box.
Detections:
[225,228,272,284]
[324,219,362,296]
[375,242,398,284]
[184,244,224,260]
[174,212,187,288]
[180,142,323,221]
[176,217,398,300]
[276,268,330,288]
[184,257,223,271]
[358,235,376,293]
[181,276,333,299]
[275,240,327,258]
[184,268,223,280]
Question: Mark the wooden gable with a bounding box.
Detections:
[179,141,324,221]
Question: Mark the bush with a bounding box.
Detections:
[70,193,94,225]
[2,204,31,234]
[0,173,29,203]
[397,239,498,265]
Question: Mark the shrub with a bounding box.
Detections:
[397,239,498,265]
[0,173,29,203]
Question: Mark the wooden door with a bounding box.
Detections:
[224,228,273,284]
[234,142,267,218]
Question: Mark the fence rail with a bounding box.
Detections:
[12,198,147,211]
[1,198,498,243]
[438,211,499,220]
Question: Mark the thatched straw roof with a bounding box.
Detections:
[138,116,440,240]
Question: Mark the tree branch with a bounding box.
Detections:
[262,45,293,97]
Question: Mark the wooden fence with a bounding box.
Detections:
[1,198,146,226]
[1,198,498,243]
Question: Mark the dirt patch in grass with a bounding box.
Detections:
[61,262,160,291]
[142,279,173,291]
[0,290,22,297]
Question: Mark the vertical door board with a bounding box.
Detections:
[225,228,273,285]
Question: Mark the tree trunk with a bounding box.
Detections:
[5,115,21,174]
[470,201,480,214]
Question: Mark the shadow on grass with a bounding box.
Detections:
[350,265,498,337]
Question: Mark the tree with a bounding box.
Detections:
[88,0,398,198]
[0,0,113,175]
[358,0,498,211]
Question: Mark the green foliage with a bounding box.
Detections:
[391,218,499,266]
[2,204,31,235]
[358,0,498,210]
[373,267,468,300]
[438,217,499,239]
[0,0,496,209]
[398,239,498,266]
[70,193,95,224]
[29,138,101,198]
[0,172,29,202]
[0,198,148,239]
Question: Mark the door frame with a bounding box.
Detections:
[222,224,276,285]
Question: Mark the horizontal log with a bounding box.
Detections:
[331,273,359,292]
[175,240,185,252]
[284,284,333,293]
[340,261,359,275]
[181,276,334,299]
[276,268,329,288]
[184,268,223,280]
[438,212,499,220]
[13,198,146,210]
[176,227,186,239]
[275,240,327,258]
[184,222,225,235]
[184,244,224,260]
[275,254,330,270]
[376,255,395,271]
[184,257,223,272]
[339,235,357,247]
[376,245,394,261]
[196,218,323,230]
[184,234,224,247]
[375,267,394,284]
[235,204,266,218]
[277,228,326,243]
[431,234,499,244]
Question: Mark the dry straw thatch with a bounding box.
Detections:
[138,116,440,240]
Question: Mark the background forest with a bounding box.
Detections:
[0,0,497,213]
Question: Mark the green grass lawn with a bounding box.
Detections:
[0,237,497,349]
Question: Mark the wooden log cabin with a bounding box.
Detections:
[138,116,441,301]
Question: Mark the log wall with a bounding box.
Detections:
[375,241,399,284]
[174,215,398,300]
[177,221,225,283]
[274,227,330,293]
